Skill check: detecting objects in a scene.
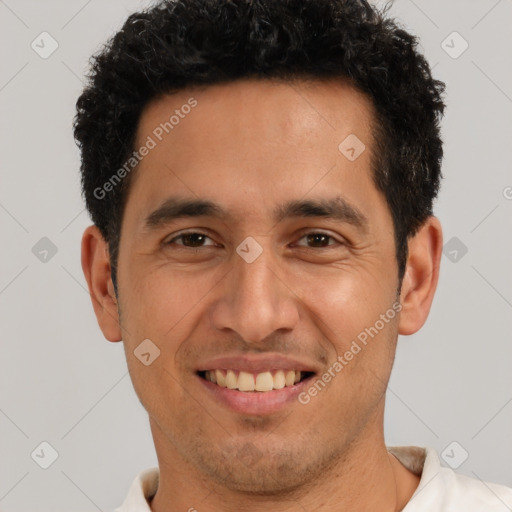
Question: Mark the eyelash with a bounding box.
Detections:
[164,230,343,249]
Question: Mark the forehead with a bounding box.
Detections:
[125,77,381,228]
[137,77,375,148]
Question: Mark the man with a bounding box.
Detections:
[75,0,512,510]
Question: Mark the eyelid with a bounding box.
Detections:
[162,229,345,248]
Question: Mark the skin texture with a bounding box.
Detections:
[82,78,442,511]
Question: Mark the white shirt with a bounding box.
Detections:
[114,445,512,511]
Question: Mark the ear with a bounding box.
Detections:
[398,216,443,336]
[81,225,122,342]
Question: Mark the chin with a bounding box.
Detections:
[191,439,341,496]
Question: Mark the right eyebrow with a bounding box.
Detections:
[142,197,228,232]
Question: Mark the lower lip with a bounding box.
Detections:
[198,374,313,415]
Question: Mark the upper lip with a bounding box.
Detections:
[196,353,320,374]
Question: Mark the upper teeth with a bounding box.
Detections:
[204,370,302,392]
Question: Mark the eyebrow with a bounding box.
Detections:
[142,195,368,232]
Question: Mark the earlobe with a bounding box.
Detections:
[398,216,443,336]
[81,225,123,342]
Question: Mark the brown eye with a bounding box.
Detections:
[295,232,340,248]
[166,231,216,248]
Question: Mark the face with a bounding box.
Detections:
[102,78,408,492]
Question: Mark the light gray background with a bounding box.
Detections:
[1,0,511,510]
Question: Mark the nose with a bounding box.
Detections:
[210,243,300,344]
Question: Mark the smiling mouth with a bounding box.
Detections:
[197,369,315,392]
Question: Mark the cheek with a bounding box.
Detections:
[121,264,215,340]
[117,270,205,404]
[292,264,390,334]
[126,358,193,436]
[293,264,399,390]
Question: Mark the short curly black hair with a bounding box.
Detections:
[73,0,445,294]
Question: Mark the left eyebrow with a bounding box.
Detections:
[141,194,369,233]
[272,196,369,232]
